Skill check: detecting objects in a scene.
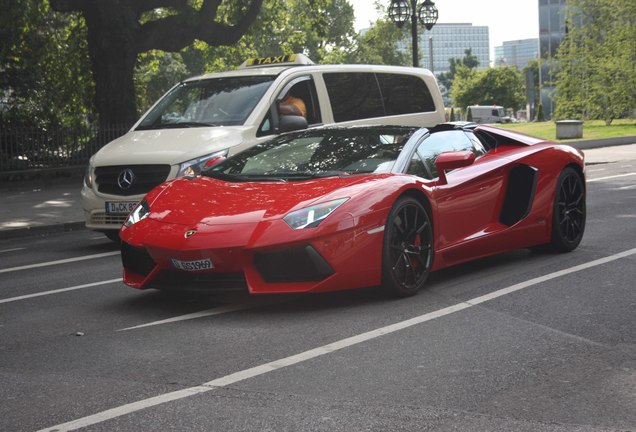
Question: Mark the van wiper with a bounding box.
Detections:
[161,122,218,128]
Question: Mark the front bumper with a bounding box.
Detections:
[120,215,385,295]
[82,184,145,231]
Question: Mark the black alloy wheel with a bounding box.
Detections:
[382,196,434,297]
[550,167,586,252]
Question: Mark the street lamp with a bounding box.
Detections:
[388,0,438,68]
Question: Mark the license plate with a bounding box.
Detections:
[105,201,138,214]
[171,258,214,272]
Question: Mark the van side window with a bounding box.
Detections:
[323,73,384,122]
[258,77,321,137]
[376,73,436,115]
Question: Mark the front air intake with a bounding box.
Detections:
[254,245,334,283]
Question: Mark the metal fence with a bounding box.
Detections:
[0,124,130,173]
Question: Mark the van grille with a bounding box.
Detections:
[89,212,128,226]
[95,165,171,196]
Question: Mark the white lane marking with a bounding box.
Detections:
[0,279,122,305]
[37,247,636,432]
[0,251,119,275]
[0,247,26,254]
[119,304,258,331]
[587,172,636,183]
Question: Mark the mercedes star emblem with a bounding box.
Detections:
[117,168,135,190]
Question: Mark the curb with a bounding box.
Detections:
[567,136,636,150]
[0,222,86,240]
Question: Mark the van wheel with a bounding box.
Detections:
[103,230,121,243]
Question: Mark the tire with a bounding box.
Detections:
[103,230,121,243]
[381,196,434,297]
[548,167,586,252]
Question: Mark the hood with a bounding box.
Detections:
[93,126,251,167]
[146,175,370,226]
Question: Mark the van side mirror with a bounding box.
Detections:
[279,115,308,133]
[435,151,476,185]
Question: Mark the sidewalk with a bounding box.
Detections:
[1,140,635,240]
[0,175,85,239]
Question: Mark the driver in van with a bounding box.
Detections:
[278,92,307,118]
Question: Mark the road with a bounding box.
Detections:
[1,160,635,432]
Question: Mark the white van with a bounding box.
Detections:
[81,54,446,240]
[466,105,510,124]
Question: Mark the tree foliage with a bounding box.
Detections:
[451,65,525,112]
[554,0,636,124]
[2,0,360,127]
[0,0,93,128]
[437,48,479,96]
[341,18,409,66]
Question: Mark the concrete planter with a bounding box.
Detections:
[556,120,583,139]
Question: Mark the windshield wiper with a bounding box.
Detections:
[161,121,219,128]
[203,172,286,182]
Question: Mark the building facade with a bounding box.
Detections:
[539,0,567,119]
[494,38,539,70]
[397,23,490,74]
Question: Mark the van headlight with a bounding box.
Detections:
[283,198,349,229]
[177,149,229,178]
[125,199,150,227]
[84,158,95,188]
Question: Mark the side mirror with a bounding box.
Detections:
[435,151,476,185]
[279,115,308,133]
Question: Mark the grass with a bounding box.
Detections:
[497,118,636,142]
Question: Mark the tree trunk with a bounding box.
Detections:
[83,3,139,127]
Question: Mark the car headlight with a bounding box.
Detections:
[84,158,95,188]
[177,149,229,178]
[284,198,349,229]
[124,199,150,227]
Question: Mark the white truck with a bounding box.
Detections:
[466,105,510,124]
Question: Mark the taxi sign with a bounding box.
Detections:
[239,53,314,69]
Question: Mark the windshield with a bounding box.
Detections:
[204,127,416,182]
[136,76,275,130]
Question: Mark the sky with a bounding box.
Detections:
[350,0,539,59]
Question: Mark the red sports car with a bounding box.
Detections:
[120,124,585,297]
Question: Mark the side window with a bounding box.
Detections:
[376,73,436,115]
[323,73,384,122]
[464,131,487,156]
[416,130,477,178]
[258,77,321,137]
[281,79,322,125]
[406,153,432,179]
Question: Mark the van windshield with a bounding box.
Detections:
[136,76,275,130]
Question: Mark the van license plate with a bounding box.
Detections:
[171,258,214,271]
[105,201,138,214]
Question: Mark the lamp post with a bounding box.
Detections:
[388,0,438,68]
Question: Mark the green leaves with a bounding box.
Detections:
[451,66,525,113]
[554,0,636,123]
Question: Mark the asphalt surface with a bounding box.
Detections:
[0,139,635,431]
